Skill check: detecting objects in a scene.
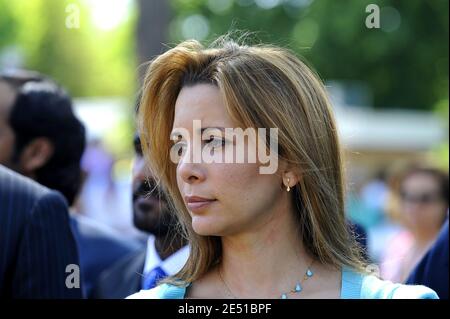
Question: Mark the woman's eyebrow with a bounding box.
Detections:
[170,127,226,139]
[200,127,226,134]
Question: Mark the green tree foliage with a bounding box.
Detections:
[1,0,448,110]
[169,0,448,110]
[0,0,137,97]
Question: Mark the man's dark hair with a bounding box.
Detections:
[8,80,86,206]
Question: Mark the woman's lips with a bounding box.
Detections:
[186,200,216,212]
[185,196,217,212]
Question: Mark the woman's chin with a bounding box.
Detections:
[191,215,224,236]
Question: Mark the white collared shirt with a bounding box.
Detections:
[143,235,189,276]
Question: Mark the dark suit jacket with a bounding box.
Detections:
[70,215,142,298]
[406,218,449,299]
[0,165,82,298]
[92,249,146,299]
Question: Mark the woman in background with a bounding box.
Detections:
[381,166,448,283]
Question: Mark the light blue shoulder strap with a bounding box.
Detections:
[340,266,363,299]
[158,271,366,299]
[157,283,188,299]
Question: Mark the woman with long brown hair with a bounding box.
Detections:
[129,36,437,299]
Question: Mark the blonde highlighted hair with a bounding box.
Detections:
[138,36,366,285]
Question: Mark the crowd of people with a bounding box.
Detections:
[0,37,448,299]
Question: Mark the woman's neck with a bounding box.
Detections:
[219,204,311,298]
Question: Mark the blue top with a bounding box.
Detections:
[127,267,439,299]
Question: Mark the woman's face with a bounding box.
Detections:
[172,83,285,236]
[400,172,447,236]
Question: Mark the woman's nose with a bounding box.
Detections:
[177,144,206,184]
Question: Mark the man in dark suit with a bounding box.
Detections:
[0,71,84,205]
[0,165,82,298]
[93,134,188,298]
[406,217,449,299]
[0,70,140,298]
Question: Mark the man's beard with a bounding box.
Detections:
[132,179,179,236]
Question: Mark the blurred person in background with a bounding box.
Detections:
[78,137,142,240]
[0,70,80,298]
[346,170,389,262]
[0,70,141,298]
[0,72,84,204]
[93,133,188,298]
[406,217,449,299]
[79,138,116,223]
[360,170,389,227]
[381,166,449,283]
[348,169,402,264]
[0,165,81,298]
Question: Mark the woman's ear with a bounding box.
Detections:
[19,137,54,175]
[282,166,301,191]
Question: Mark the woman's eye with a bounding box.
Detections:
[205,136,225,148]
[174,142,187,156]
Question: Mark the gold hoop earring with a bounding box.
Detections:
[286,178,291,192]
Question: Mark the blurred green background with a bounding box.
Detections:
[1,0,447,107]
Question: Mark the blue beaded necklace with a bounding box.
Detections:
[218,261,315,299]
[280,266,314,299]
